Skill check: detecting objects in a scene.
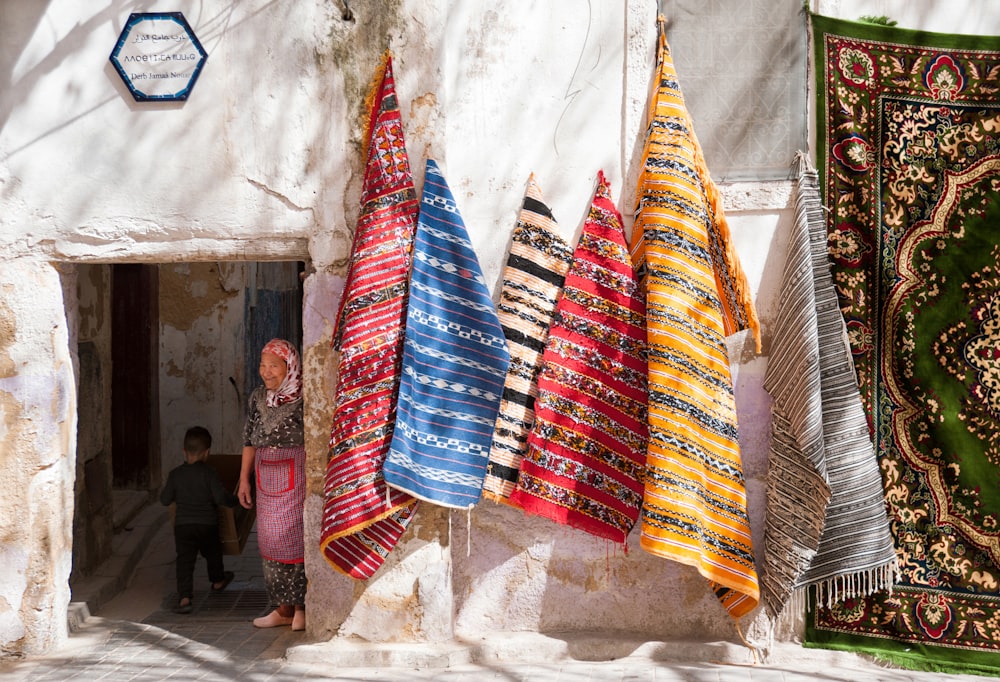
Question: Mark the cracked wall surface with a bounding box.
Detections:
[158,262,248,467]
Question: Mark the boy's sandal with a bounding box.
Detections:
[211,571,235,592]
[174,599,193,614]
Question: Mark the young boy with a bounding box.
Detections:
[160,426,237,614]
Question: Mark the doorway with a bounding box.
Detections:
[72,260,304,583]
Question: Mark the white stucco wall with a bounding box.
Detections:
[0,2,317,263]
[2,0,1000,660]
[818,0,998,35]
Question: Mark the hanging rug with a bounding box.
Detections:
[482,173,574,506]
[508,170,647,545]
[382,159,510,508]
[320,52,419,580]
[630,23,761,619]
[807,15,1000,674]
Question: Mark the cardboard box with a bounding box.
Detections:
[217,501,255,556]
[168,453,255,556]
[209,453,255,556]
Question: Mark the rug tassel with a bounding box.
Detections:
[735,620,760,665]
[815,560,899,608]
[790,586,805,621]
[656,15,667,59]
[606,540,611,584]
[361,49,392,142]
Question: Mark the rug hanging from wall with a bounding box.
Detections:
[808,14,1000,674]
[382,158,510,508]
[761,152,896,619]
[482,174,575,506]
[320,52,420,580]
[630,19,761,619]
[508,170,647,545]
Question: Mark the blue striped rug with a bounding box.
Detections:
[383,159,510,508]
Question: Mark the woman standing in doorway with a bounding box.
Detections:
[238,338,307,631]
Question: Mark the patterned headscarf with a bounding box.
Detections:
[261,338,302,407]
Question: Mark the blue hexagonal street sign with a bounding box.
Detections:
[109,12,207,102]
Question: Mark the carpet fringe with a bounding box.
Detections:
[812,561,900,608]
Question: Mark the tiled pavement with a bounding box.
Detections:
[0,503,993,681]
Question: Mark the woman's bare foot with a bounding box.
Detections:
[252,608,293,628]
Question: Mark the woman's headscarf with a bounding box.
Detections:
[261,338,302,407]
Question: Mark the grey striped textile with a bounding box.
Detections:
[762,153,897,617]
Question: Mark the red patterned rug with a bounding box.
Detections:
[320,52,419,580]
[508,171,647,545]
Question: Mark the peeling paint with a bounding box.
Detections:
[159,263,238,333]
[164,358,184,379]
[411,505,450,546]
[408,92,440,142]
[0,293,16,378]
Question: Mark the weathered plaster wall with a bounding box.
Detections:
[157,260,304,479]
[0,1,319,264]
[294,0,795,647]
[2,0,998,661]
[0,262,76,655]
[159,262,247,468]
[0,0,803,658]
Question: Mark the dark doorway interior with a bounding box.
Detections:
[72,260,305,589]
[110,263,160,491]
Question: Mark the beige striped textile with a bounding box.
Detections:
[483,174,574,506]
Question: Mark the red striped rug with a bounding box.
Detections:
[320,52,419,579]
[509,171,647,545]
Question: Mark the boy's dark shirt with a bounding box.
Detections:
[160,460,238,526]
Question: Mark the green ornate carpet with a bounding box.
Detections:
[808,14,1000,675]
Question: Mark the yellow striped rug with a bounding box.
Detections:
[631,21,761,619]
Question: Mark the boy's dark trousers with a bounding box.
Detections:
[174,523,226,599]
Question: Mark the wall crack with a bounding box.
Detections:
[247,178,317,219]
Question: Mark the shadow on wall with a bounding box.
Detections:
[449,501,737,642]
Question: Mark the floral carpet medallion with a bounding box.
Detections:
[809,15,1000,673]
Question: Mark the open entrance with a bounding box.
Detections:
[71,260,305,587]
